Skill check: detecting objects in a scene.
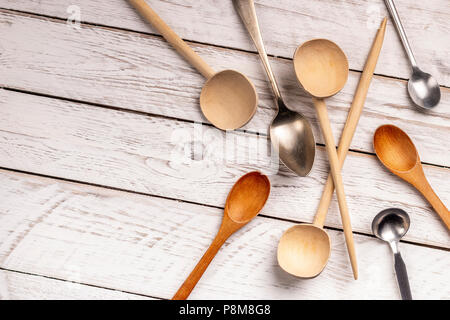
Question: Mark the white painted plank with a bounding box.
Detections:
[0,11,448,166]
[0,0,448,87]
[0,89,448,247]
[0,170,448,299]
[0,269,151,299]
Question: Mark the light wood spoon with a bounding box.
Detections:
[292,39,358,279]
[374,125,450,230]
[128,0,258,130]
[172,171,270,300]
[278,19,387,279]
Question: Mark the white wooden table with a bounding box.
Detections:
[0,0,448,300]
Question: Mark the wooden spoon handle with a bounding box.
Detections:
[172,231,228,300]
[128,0,215,79]
[313,97,358,279]
[416,176,450,230]
[314,17,387,227]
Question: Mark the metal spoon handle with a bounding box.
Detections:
[394,252,413,300]
[384,0,418,68]
[233,0,282,103]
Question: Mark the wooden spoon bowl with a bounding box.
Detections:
[201,70,257,131]
[278,224,331,278]
[225,171,271,223]
[293,39,349,98]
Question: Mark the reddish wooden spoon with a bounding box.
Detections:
[374,125,450,230]
[172,171,270,300]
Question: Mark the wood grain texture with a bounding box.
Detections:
[0,1,448,300]
[0,0,448,87]
[0,11,448,167]
[0,89,448,248]
[0,269,151,299]
[0,169,448,299]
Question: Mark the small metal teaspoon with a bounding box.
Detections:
[233,0,316,177]
[372,208,413,300]
[384,0,441,109]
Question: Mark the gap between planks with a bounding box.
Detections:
[0,165,447,253]
[0,7,449,90]
[1,85,448,172]
[0,167,448,299]
[0,266,161,300]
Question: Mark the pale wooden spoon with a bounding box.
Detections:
[128,0,258,130]
[374,124,450,230]
[292,39,357,279]
[278,20,387,279]
[172,171,270,300]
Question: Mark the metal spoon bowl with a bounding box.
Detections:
[372,208,410,243]
[408,68,441,109]
[269,102,316,176]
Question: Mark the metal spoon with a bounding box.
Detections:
[384,0,441,109]
[372,208,412,300]
[233,0,315,176]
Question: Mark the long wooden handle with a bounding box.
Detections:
[313,97,358,280]
[172,231,228,300]
[128,0,215,79]
[417,176,450,230]
[311,18,386,280]
[314,18,387,228]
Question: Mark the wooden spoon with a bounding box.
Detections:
[292,39,358,279]
[128,0,258,130]
[278,19,387,279]
[172,171,270,300]
[374,125,450,229]
[278,215,331,278]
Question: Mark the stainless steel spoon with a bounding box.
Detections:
[233,0,315,176]
[384,0,441,109]
[372,208,413,300]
